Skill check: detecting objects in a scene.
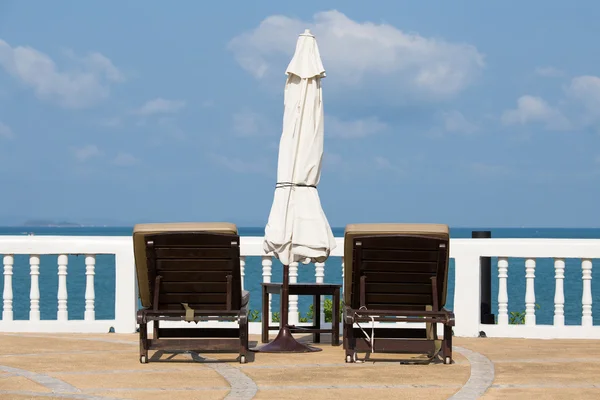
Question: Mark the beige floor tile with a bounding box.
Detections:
[91,389,229,400]
[54,369,228,390]
[494,362,600,384]
[254,388,459,400]
[483,388,600,400]
[0,375,51,392]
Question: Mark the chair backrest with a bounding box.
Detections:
[350,234,449,311]
[144,231,242,311]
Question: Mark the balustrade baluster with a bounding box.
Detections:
[57,254,68,321]
[2,255,14,321]
[553,258,565,326]
[497,257,509,325]
[85,255,96,321]
[582,259,593,327]
[315,261,325,325]
[239,256,246,291]
[525,258,536,326]
[29,255,41,321]
[261,256,273,323]
[289,262,299,325]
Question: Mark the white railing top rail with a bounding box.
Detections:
[2,235,600,259]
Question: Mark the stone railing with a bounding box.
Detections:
[0,235,598,338]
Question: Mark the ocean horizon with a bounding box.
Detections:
[1,226,599,326]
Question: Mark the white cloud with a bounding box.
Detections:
[71,145,101,162]
[327,116,387,138]
[228,10,485,101]
[134,98,186,116]
[535,66,565,78]
[501,95,571,130]
[98,116,122,128]
[470,162,512,177]
[441,110,478,134]
[0,121,14,139]
[564,75,600,126]
[209,154,269,175]
[112,152,139,167]
[374,156,404,175]
[232,110,273,136]
[502,75,600,132]
[0,39,124,108]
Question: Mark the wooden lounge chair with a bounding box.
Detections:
[133,223,250,364]
[342,223,455,364]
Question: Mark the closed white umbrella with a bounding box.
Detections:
[252,29,336,353]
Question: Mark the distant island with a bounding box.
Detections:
[22,220,83,227]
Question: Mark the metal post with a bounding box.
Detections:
[472,231,495,324]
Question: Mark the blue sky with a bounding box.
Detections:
[1,0,599,227]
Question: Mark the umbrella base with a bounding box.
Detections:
[250,325,322,353]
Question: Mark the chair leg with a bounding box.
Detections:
[139,322,149,364]
[332,290,340,346]
[344,322,356,362]
[443,324,453,364]
[239,315,249,364]
[153,320,160,339]
[313,294,321,343]
[261,286,269,343]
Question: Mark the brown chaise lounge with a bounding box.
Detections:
[342,223,455,364]
[133,223,250,364]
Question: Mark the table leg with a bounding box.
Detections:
[333,288,340,346]
[313,294,320,343]
[261,285,269,343]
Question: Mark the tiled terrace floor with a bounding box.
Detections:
[0,333,599,400]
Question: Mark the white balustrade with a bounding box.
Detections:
[57,254,69,321]
[239,256,245,291]
[29,255,41,321]
[315,261,325,325]
[524,258,536,326]
[261,256,273,323]
[84,255,96,321]
[288,262,299,325]
[553,258,565,326]
[0,235,599,339]
[2,255,13,321]
[582,259,593,327]
[497,257,509,326]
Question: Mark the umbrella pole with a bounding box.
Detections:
[250,263,322,353]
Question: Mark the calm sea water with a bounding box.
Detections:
[1,226,599,325]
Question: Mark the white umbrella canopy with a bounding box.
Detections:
[252,29,335,353]
[263,29,336,267]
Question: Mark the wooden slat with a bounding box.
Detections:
[161,282,227,293]
[365,283,432,294]
[157,328,240,338]
[351,327,428,339]
[157,259,233,271]
[148,338,240,351]
[159,293,227,303]
[352,338,436,353]
[363,272,434,284]
[366,303,431,310]
[361,261,437,273]
[356,236,444,250]
[362,249,439,262]
[157,303,229,311]
[149,233,236,247]
[155,248,232,259]
[159,271,229,282]
[367,293,432,305]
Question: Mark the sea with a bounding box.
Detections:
[0,226,599,326]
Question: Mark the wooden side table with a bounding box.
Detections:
[261,283,341,346]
